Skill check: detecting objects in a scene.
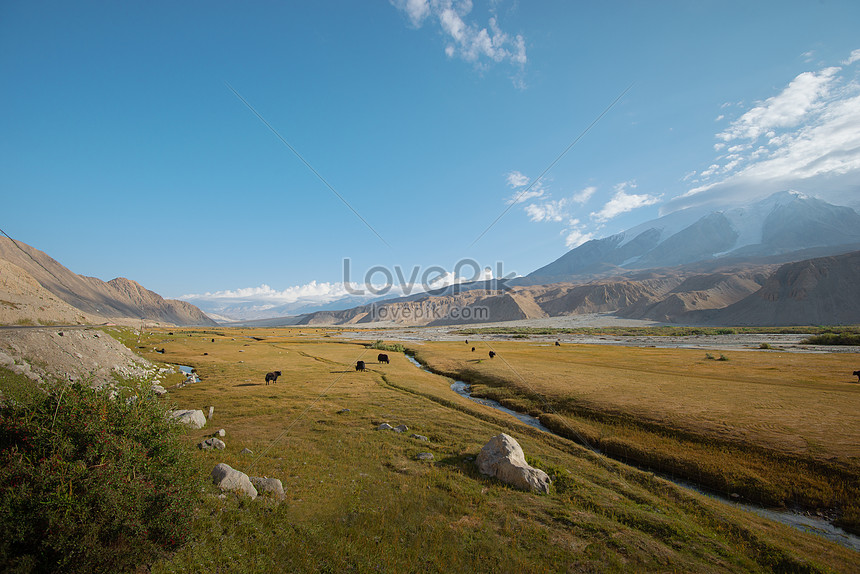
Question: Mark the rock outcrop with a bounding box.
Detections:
[211,463,257,499]
[476,434,551,494]
[170,409,207,429]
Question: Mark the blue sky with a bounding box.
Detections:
[2,1,859,317]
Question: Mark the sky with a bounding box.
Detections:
[2,1,859,317]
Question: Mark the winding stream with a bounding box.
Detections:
[404,355,860,552]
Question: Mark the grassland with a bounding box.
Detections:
[409,340,860,534]
[106,327,860,572]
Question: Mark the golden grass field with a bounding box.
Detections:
[118,327,859,573]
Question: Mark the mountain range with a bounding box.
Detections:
[2,191,858,328]
[281,191,860,327]
[0,237,217,326]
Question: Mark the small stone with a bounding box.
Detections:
[337,409,350,414]
[393,424,408,433]
[208,406,214,420]
[377,423,394,431]
[416,453,434,461]
[240,448,253,455]
[199,437,226,451]
[215,428,226,437]
[410,434,428,441]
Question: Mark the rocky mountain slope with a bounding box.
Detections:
[284,248,859,327]
[689,251,860,326]
[528,191,860,282]
[0,238,216,326]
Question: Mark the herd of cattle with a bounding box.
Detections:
[262,343,859,386]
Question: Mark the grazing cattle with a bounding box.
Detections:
[465,339,469,344]
[356,361,366,372]
[471,347,475,352]
[488,351,496,359]
[211,338,215,343]
[377,353,390,364]
[265,371,282,385]
[555,341,561,346]
[854,370,860,382]
[155,348,165,354]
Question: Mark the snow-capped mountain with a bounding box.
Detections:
[527,191,860,281]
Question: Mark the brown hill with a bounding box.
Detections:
[696,251,860,326]
[0,237,216,326]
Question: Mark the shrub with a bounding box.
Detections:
[368,340,405,353]
[801,333,860,346]
[0,379,201,572]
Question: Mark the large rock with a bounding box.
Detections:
[211,463,257,499]
[250,477,285,500]
[169,409,207,429]
[475,434,551,494]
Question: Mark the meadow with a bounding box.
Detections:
[119,328,859,572]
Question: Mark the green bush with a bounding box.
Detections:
[0,380,201,573]
[368,340,406,353]
[801,332,860,345]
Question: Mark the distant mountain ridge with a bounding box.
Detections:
[528,191,860,281]
[0,237,217,326]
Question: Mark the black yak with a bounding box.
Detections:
[265,371,282,385]
[377,353,389,364]
[356,361,366,372]
[488,351,496,359]
[854,370,860,382]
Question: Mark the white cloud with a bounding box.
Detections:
[564,219,594,248]
[591,182,659,222]
[843,49,860,66]
[717,67,840,142]
[180,282,354,305]
[506,170,530,187]
[572,186,597,203]
[392,0,527,78]
[668,51,860,212]
[391,0,431,27]
[525,198,568,222]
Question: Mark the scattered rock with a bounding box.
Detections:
[337,408,350,414]
[377,423,394,431]
[199,437,226,451]
[150,384,167,396]
[211,463,257,499]
[393,424,408,433]
[410,434,428,441]
[240,448,253,455]
[416,453,434,461]
[169,409,207,429]
[250,477,285,500]
[208,406,214,420]
[476,433,551,494]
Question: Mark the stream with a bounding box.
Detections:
[404,355,860,552]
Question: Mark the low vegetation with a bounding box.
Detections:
[4,328,858,572]
[409,341,860,535]
[802,332,860,345]
[0,368,201,572]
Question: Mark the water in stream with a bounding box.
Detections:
[405,355,860,552]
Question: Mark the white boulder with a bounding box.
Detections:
[476,434,551,494]
[250,477,285,500]
[169,409,207,429]
[211,463,257,499]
